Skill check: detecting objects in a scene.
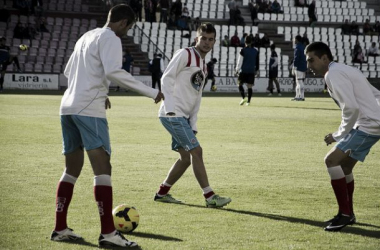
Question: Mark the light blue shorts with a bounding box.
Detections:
[336,128,380,162]
[61,115,111,155]
[159,117,199,151]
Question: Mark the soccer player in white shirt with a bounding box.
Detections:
[51,4,163,248]
[154,23,232,208]
[305,42,380,232]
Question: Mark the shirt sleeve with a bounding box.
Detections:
[161,49,188,114]
[99,36,158,99]
[327,71,360,141]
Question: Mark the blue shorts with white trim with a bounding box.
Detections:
[61,115,111,155]
[159,117,199,151]
[336,128,380,162]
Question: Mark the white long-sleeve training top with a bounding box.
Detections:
[158,47,207,132]
[60,27,158,118]
[325,62,380,141]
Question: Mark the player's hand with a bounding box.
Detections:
[324,133,336,146]
[234,71,239,77]
[105,98,111,109]
[154,91,164,104]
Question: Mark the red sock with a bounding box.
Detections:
[157,184,171,196]
[346,179,355,214]
[94,185,115,234]
[203,191,215,199]
[54,181,74,231]
[331,178,351,215]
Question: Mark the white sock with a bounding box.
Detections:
[59,173,77,185]
[345,173,354,183]
[327,166,345,180]
[299,79,304,99]
[162,181,172,187]
[94,175,112,186]
[202,186,213,195]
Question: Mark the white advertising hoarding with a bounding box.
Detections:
[132,76,325,93]
[4,73,59,90]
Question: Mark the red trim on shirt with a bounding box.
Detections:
[185,48,191,67]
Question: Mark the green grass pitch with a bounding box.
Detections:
[0,92,379,250]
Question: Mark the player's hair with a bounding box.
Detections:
[107,4,136,26]
[245,35,252,45]
[196,22,216,38]
[305,42,334,61]
[295,35,302,42]
[270,44,276,50]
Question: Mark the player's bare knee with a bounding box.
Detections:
[324,155,339,168]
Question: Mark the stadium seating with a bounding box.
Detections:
[0,0,378,78]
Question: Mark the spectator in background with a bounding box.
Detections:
[302,33,310,46]
[159,0,170,23]
[240,33,248,47]
[192,17,201,31]
[253,33,261,48]
[13,22,24,39]
[235,6,245,25]
[367,42,379,57]
[130,0,143,22]
[260,33,270,48]
[0,8,10,23]
[171,0,182,25]
[181,3,189,18]
[23,22,37,39]
[122,49,134,73]
[248,1,258,25]
[308,0,317,27]
[352,40,365,64]
[350,21,359,35]
[205,58,218,91]
[258,0,269,13]
[373,21,380,35]
[341,19,351,35]
[117,49,135,91]
[363,19,373,35]
[228,0,237,25]
[267,44,281,96]
[230,32,240,47]
[292,35,307,101]
[0,37,23,91]
[270,0,282,13]
[144,0,151,22]
[222,35,230,47]
[35,16,49,33]
[149,0,158,23]
[295,0,306,7]
[149,53,164,91]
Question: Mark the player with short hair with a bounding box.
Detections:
[305,41,380,232]
[154,23,232,208]
[235,35,259,106]
[51,4,163,248]
[267,43,281,96]
[292,35,307,101]
[0,36,22,91]
[205,57,217,91]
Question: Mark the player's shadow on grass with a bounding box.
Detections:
[224,208,380,239]
[175,203,380,239]
[130,231,182,242]
[51,238,98,248]
[272,105,339,111]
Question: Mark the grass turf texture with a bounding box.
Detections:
[0,92,379,250]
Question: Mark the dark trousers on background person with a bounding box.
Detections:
[152,72,162,91]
